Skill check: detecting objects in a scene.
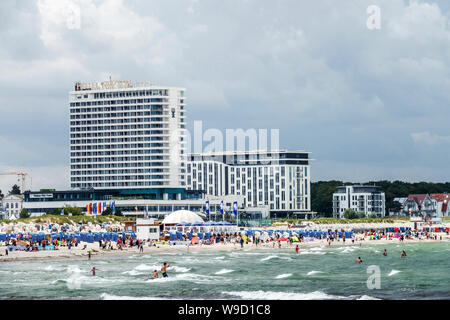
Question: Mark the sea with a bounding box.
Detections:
[1,242,449,300]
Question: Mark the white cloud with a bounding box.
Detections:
[411,131,450,146]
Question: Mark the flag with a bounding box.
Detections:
[112,201,116,213]
[220,200,224,215]
[97,202,101,215]
[205,200,210,216]
[86,203,91,215]
[93,203,97,215]
[103,202,107,212]
[233,201,238,216]
[61,208,64,216]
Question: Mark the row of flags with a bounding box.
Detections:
[205,200,238,216]
[85,201,115,216]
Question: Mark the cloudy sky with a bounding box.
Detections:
[0,0,449,193]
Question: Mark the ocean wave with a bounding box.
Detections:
[275,273,292,279]
[100,293,161,300]
[134,264,159,271]
[357,295,381,300]
[306,270,324,276]
[260,255,278,261]
[299,251,326,255]
[222,290,345,300]
[122,270,144,276]
[215,269,234,275]
[169,266,191,273]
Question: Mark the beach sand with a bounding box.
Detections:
[1,235,448,263]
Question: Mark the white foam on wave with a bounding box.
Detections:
[306,270,324,276]
[388,270,401,277]
[275,273,292,279]
[169,266,191,273]
[215,269,234,275]
[222,290,345,300]
[310,247,324,251]
[100,293,162,300]
[213,256,225,260]
[341,248,354,253]
[134,264,159,271]
[299,251,326,255]
[260,255,278,261]
[122,270,144,276]
[357,295,381,300]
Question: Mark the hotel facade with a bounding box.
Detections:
[21,80,313,220]
[332,185,386,218]
[69,80,186,190]
[186,150,312,218]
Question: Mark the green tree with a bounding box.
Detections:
[369,212,377,219]
[343,209,358,219]
[114,208,123,216]
[19,208,30,219]
[0,189,4,198]
[10,184,21,195]
[102,207,113,216]
[46,208,61,215]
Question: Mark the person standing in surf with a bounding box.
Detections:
[161,262,170,277]
[91,267,97,276]
[295,245,299,254]
[356,257,363,264]
[401,250,407,258]
[383,249,387,256]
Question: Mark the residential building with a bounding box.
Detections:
[70,80,186,189]
[186,150,313,219]
[402,194,436,217]
[333,185,386,218]
[430,193,449,217]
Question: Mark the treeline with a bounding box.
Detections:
[311,180,450,217]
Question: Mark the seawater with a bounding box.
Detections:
[1,242,449,300]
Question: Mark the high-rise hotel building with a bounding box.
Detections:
[186,150,311,218]
[69,80,186,189]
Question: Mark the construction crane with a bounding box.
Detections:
[0,172,31,202]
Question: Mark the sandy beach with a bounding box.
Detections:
[1,235,448,263]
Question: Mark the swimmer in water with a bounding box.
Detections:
[401,250,407,258]
[91,267,97,276]
[149,270,159,279]
[383,249,387,256]
[356,257,362,264]
[161,262,170,278]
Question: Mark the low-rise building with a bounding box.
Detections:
[1,194,23,220]
[333,185,386,218]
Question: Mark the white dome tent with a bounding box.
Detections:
[162,210,204,225]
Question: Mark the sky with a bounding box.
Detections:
[0,0,449,194]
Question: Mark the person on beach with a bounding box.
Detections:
[88,250,91,260]
[161,262,170,278]
[383,249,387,256]
[295,245,299,254]
[356,257,363,264]
[401,250,407,258]
[5,248,8,256]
